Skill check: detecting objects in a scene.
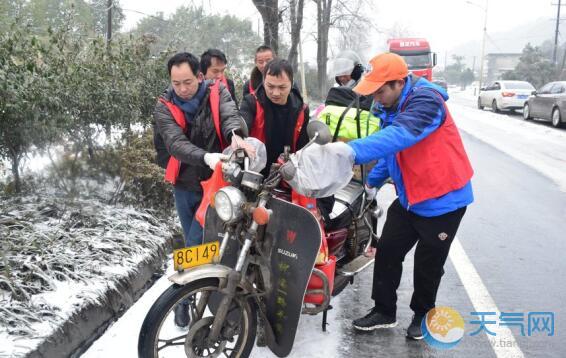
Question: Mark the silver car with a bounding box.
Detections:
[523,81,566,128]
[478,80,535,113]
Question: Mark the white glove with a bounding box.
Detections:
[365,184,377,202]
[204,153,223,170]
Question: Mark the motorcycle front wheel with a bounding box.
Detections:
[138,277,257,358]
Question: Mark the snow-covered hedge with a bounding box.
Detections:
[0,193,176,356]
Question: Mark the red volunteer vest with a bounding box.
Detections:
[397,94,474,205]
[249,93,307,152]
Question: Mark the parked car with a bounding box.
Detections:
[432,77,448,90]
[523,81,566,128]
[477,80,535,113]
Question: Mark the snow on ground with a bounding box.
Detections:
[83,256,344,358]
[448,90,566,192]
[0,194,175,358]
[82,261,175,358]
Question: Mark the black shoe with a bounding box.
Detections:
[406,314,425,340]
[174,299,190,328]
[352,308,397,331]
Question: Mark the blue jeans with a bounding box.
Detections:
[173,187,204,247]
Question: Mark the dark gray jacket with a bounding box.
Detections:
[153,80,247,191]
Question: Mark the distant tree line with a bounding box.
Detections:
[502,42,558,89]
[0,0,263,194]
[1,0,379,195]
[434,55,475,88]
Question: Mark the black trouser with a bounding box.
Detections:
[371,199,466,318]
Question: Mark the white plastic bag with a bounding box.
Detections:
[287,142,355,198]
[222,137,267,173]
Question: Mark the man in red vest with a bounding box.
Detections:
[239,58,309,175]
[200,48,238,107]
[242,45,275,99]
[154,52,247,247]
[342,53,474,339]
[153,52,247,328]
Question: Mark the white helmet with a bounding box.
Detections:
[328,50,362,77]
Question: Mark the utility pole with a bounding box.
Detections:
[478,0,488,92]
[553,0,562,65]
[106,0,112,48]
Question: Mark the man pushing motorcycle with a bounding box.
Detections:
[329,52,474,339]
[139,52,474,358]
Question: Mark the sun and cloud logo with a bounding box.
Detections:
[422,306,465,349]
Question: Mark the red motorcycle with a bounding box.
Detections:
[138,122,382,357]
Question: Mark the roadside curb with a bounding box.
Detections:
[24,244,168,358]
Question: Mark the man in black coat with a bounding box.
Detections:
[153,52,248,329]
[239,58,309,175]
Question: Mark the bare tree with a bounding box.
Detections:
[252,0,280,54]
[387,22,413,39]
[286,0,305,74]
[314,0,332,97]
[334,1,372,57]
[314,0,375,96]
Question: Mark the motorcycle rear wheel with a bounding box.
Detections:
[138,277,257,358]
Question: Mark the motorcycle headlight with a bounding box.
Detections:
[214,187,246,223]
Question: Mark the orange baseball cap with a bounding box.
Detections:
[353,53,409,95]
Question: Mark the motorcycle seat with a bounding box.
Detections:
[330,181,363,220]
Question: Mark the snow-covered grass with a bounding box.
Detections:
[0,193,176,357]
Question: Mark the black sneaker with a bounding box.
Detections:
[406,314,425,340]
[174,299,190,328]
[352,308,397,331]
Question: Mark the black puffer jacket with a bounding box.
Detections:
[153,80,247,191]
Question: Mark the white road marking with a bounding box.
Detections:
[449,237,525,358]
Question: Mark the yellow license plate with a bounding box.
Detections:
[173,241,220,271]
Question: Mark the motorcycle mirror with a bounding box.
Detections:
[307,121,332,145]
[280,161,296,181]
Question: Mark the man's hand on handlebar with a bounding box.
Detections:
[231,133,257,159]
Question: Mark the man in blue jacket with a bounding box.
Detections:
[346,53,474,339]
